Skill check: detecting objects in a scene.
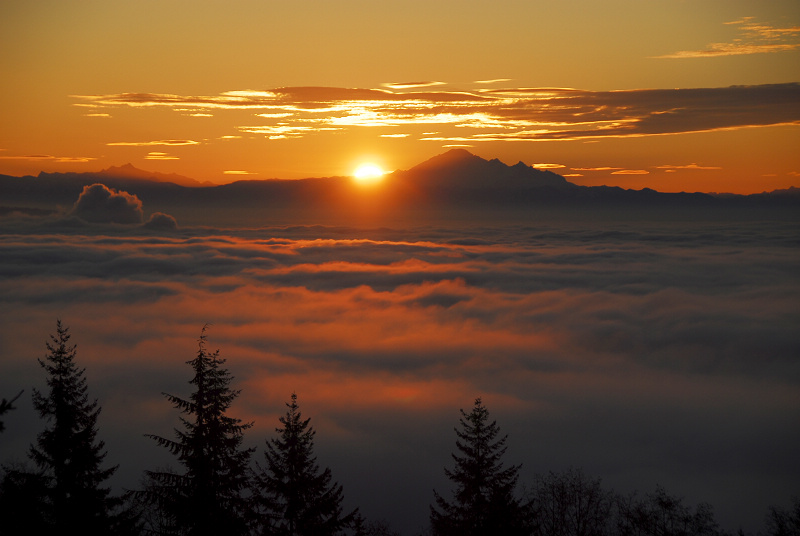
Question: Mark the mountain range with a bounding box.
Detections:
[1,149,798,223]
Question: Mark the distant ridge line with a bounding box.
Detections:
[1,150,798,217]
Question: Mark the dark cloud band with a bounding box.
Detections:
[73,83,800,142]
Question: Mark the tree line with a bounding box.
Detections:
[0,321,797,536]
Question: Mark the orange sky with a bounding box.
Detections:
[1,0,799,193]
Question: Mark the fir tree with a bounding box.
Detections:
[0,463,51,536]
[26,320,122,534]
[143,326,254,536]
[256,392,359,536]
[0,390,22,434]
[430,397,532,536]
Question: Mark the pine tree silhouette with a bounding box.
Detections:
[26,320,124,534]
[142,326,253,536]
[430,397,532,536]
[0,462,51,536]
[255,392,358,536]
[0,390,22,434]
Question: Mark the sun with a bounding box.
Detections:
[352,163,386,185]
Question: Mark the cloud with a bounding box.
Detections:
[611,169,649,175]
[73,83,799,144]
[69,183,144,224]
[382,81,446,89]
[531,163,566,169]
[474,78,513,85]
[76,83,800,145]
[0,154,95,162]
[143,212,178,230]
[654,163,722,170]
[106,139,201,146]
[0,220,797,532]
[571,167,624,172]
[656,18,800,58]
[144,152,179,160]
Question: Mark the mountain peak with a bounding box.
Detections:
[97,164,212,187]
[100,163,143,176]
[401,149,570,191]
[409,149,484,172]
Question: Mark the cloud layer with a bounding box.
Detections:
[73,83,800,145]
[0,219,797,532]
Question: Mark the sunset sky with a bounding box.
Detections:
[1,0,799,193]
[1,3,800,534]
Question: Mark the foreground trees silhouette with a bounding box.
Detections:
[765,496,800,536]
[2,323,798,535]
[0,390,22,434]
[0,320,127,535]
[616,485,724,536]
[255,392,359,536]
[528,467,615,536]
[430,397,532,536]
[140,327,254,536]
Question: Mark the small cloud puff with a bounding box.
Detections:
[69,184,179,228]
[144,212,179,230]
[70,183,144,224]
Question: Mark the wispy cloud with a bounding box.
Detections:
[382,81,447,89]
[657,17,800,58]
[571,167,624,172]
[474,78,513,85]
[655,163,722,171]
[106,140,201,147]
[0,154,95,162]
[74,83,800,144]
[531,163,566,169]
[144,152,179,160]
[612,169,649,175]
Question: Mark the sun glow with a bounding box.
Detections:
[353,163,386,185]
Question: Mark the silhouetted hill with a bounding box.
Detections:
[1,151,797,222]
[95,163,214,187]
[0,169,188,209]
[387,150,718,209]
[401,148,573,191]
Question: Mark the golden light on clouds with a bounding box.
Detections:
[106,140,201,147]
[612,169,650,175]
[75,84,799,149]
[656,17,800,58]
[145,152,179,160]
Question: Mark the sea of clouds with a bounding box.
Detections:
[0,208,798,533]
